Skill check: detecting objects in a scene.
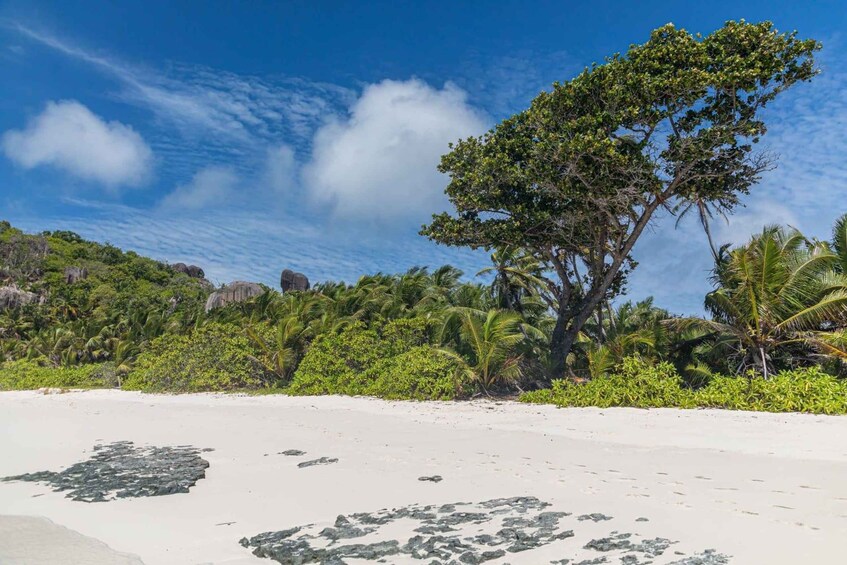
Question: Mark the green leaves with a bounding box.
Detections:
[123,323,268,392]
[286,320,465,400]
[700,224,847,375]
[521,358,847,415]
[438,307,540,390]
[423,21,820,375]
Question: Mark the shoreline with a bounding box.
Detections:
[2,390,846,563]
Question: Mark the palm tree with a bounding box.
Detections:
[438,307,542,392]
[832,213,847,274]
[672,197,730,264]
[677,226,847,378]
[574,299,668,379]
[246,315,312,383]
[477,247,545,312]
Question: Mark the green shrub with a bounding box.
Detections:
[286,324,384,395]
[0,359,118,390]
[287,320,465,400]
[123,323,267,392]
[363,346,465,400]
[696,367,847,414]
[521,357,693,408]
[380,317,433,354]
[521,358,847,414]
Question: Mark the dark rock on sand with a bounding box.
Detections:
[297,457,338,468]
[2,441,210,502]
[578,513,613,522]
[585,533,633,552]
[668,549,731,564]
[240,496,726,565]
[584,532,674,560]
[319,515,375,541]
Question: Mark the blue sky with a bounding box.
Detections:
[1,1,846,314]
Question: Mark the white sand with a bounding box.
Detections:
[0,390,846,564]
[0,515,143,564]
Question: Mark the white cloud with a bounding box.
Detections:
[263,144,297,194]
[2,100,153,187]
[10,23,353,178]
[302,79,488,222]
[715,200,800,246]
[159,166,239,210]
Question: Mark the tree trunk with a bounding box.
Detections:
[698,202,721,265]
[548,292,605,379]
[759,346,769,380]
[549,304,570,379]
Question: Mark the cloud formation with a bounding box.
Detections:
[302,79,488,222]
[263,144,298,195]
[158,166,240,210]
[11,24,352,180]
[2,100,153,187]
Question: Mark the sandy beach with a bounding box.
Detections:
[1,390,846,564]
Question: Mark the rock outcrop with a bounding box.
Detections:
[204,281,264,312]
[172,263,205,279]
[63,266,88,284]
[280,269,310,293]
[0,285,40,310]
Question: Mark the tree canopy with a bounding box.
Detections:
[422,21,820,377]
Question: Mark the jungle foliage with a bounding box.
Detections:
[2,22,847,414]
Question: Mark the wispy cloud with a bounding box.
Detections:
[10,22,353,178]
[158,166,240,211]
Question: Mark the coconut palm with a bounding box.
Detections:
[672,198,730,264]
[831,213,847,274]
[572,299,668,379]
[438,307,542,392]
[676,226,847,378]
[246,315,313,383]
[477,246,545,312]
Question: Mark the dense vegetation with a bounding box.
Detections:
[2,21,846,414]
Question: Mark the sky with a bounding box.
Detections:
[0,0,845,314]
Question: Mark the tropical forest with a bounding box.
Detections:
[3,21,847,414]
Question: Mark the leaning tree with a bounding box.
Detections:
[422,21,820,378]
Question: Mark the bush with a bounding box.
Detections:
[287,320,465,400]
[0,359,118,390]
[123,323,268,392]
[363,346,465,400]
[286,324,384,395]
[521,358,847,414]
[521,357,693,408]
[696,367,847,414]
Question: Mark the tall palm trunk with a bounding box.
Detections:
[698,201,720,264]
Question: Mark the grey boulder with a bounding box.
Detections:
[0,285,40,310]
[63,266,88,284]
[172,263,206,279]
[204,281,264,312]
[280,269,310,293]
